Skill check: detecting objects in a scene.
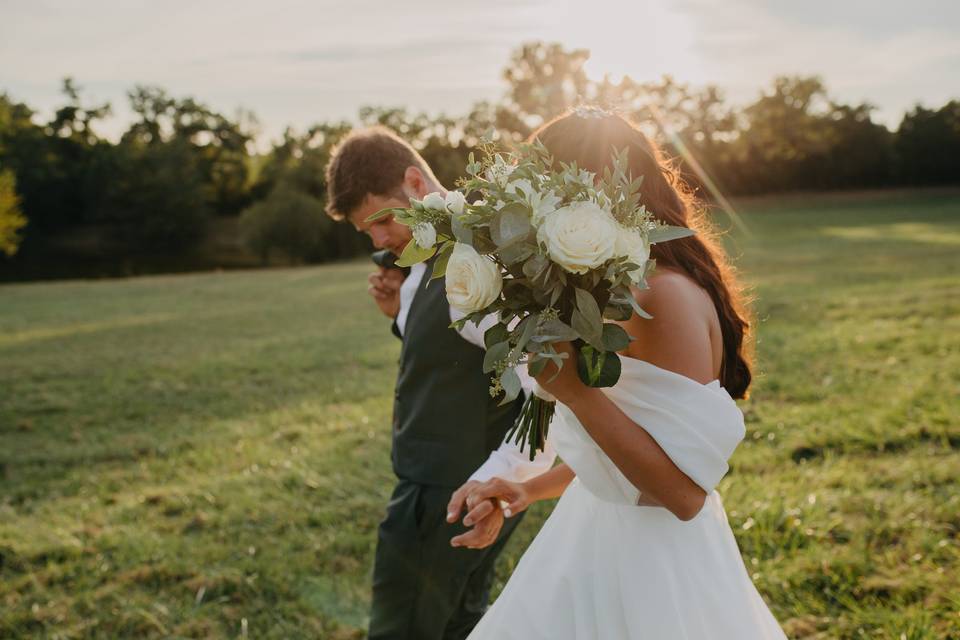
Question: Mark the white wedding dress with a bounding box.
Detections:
[468,357,787,639]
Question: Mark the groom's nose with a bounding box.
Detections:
[370,232,388,249]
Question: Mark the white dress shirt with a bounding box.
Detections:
[395,262,556,484]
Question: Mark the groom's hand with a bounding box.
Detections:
[367,267,404,318]
[447,480,504,549]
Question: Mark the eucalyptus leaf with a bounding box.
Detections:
[483,341,510,373]
[537,317,580,342]
[499,367,523,405]
[540,348,568,382]
[649,224,696,244]
[525,339,547,353]
[395,239,436,267]
[601,323,632,352]
[622,293,654,320]
[532,286,552,307]
[498,242,535,265]
[471,227,497,254]
[484,323,510,349]
[365,207,405,223]
[527,355,548,378]
[522,253,549,280]
[549,282,564,307]
[514,312,539,352]
[571,307,603,350]
[576,346,622,388]
[451,215,473,244]
[428,246,452,280]
[491,207,532,248]
[573,289,603,342]
[603,303,633,321]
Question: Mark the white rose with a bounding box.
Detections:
[615,227,651,283]
[445,243,503,314]
[412,223,437,249]
[444,190,466,216]
[537,201,619,274]
[422,192,446,211]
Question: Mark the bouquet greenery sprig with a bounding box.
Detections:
[367,139,694,458]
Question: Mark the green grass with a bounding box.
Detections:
[2,190,958,639]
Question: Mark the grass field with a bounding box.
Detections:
[2,190,959,639]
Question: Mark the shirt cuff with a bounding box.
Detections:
[467,454,513,484]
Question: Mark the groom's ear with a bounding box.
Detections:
[402,166,430,199]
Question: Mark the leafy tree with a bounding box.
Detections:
[0,81,111,235]
[48,77,111,145]
[94,140,210,250]
[819,103,893,189]
[122,86,255,214]
[895,101,960,185]
[500,42,590,131]
[239,185,331,264]
[0,169,26,256]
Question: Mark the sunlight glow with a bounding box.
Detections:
[545,0,707,85]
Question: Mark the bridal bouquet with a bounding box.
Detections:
[368,139,693,458]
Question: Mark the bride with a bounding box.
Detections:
[446,111,787,638]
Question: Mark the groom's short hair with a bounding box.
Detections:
[325,126,431,221]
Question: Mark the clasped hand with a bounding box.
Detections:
[446,478,533,549]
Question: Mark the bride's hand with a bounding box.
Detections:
[447,477,534,549]
[531,341,585,405]
[462,477,533,522]
[447,480,503,549]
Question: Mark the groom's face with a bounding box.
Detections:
[348,193,414,255]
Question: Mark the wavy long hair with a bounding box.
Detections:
[529,112,754,398]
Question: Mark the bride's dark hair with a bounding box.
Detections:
[529,111,754,399]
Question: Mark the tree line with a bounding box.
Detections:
[1,42,958,279]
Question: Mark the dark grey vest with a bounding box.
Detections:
[392,270,522,488]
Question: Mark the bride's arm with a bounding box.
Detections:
[522,461,576,505]
[449,463,574,527]
[448,463,575,549]
[536,275,720,522]
[560,384,706,520]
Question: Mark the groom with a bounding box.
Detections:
[324,127,554,639]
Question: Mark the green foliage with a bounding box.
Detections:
[895,101,960,185]
[94,140,211,251]
[0,192,958,637]
[0,169,26,256]
[239,185,332,264]
[0,85,110,234]
[122,85,256,215]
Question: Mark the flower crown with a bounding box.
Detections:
[572,104,616,120]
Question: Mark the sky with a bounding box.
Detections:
[1,0,958,145]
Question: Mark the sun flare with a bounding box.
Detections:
[548,0,707,84]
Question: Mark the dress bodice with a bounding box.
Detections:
[548,357,746,505]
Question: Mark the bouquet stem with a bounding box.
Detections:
[506,392,555,461]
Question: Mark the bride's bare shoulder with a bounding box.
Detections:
[631,269,714,317]
[622,268,720,382]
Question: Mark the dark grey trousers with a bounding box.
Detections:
[368,479,524,640]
